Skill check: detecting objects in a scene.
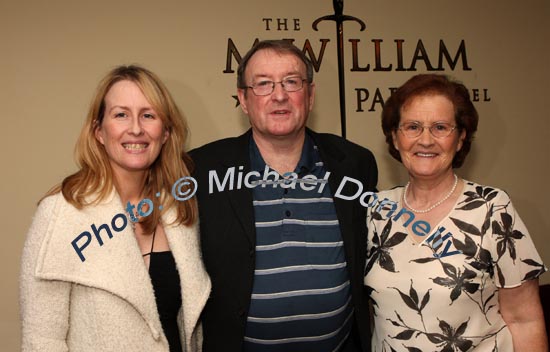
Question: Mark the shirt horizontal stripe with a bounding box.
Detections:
[251,271,349,294]
[250,178,328,187]
[244,309,353,345]
[256,241,343,251]
[256,219,339,227]
[255,262,347,275]
[251,281,350,299]
[247,296,352,323]
[248,285,350,313]
[253,197,334,206]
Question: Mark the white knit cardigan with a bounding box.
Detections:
[20,191,211,351]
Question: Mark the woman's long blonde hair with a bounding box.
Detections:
[45,65,197,232]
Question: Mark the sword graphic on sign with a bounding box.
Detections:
[313,0,366,139]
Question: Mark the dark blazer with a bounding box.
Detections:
[190,128,378,352]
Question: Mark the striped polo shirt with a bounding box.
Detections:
[243,134,353,352]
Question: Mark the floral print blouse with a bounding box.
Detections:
[364,180,546,351]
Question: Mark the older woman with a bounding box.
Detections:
[365,74,547,351]
[20,65,210,351]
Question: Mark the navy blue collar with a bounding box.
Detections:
[249,133,321,176]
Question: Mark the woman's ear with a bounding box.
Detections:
[392,130,399,150]
[94,121,105,145]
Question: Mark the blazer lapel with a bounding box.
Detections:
[220,130,256,247]
[35,192,163,340]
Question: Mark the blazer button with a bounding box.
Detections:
[238,309,247,317]
[249,249,254,257]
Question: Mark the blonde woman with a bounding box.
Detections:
[20,65,210,351]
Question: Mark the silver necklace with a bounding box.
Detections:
[403,174,458,213]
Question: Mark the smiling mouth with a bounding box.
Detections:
[415,152,437,157]
[123,143,148,150]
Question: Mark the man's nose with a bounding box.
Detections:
[270,82,289,101]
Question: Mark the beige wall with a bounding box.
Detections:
[2,0,548,349]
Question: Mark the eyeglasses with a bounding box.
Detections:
[398,121,457,138]
[245,76,307,96]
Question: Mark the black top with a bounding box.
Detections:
[149,251,183,352]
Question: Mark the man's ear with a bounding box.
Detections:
[237,88,249,115]
[308,82,315,112]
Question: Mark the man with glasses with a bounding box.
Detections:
[191,40,378,352]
